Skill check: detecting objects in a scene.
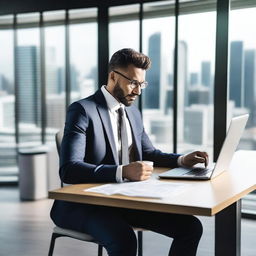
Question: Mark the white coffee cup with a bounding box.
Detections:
[143,161,154,167]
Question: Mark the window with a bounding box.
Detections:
[16,24,42,146]
[0,22,16,181]
[69,8,98,102]
[142,1,175,152]
[177,8,216,159]
[229,4,256,213]
[109,4,140,56]
[44,24,66,141]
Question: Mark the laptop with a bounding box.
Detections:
[159,114,249,180]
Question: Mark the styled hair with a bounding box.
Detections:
[108,48,151,72]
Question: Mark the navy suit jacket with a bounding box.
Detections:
[51,89,180,226]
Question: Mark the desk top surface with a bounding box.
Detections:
[49,150,256,216]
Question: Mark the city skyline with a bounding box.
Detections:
[0,8,256,169]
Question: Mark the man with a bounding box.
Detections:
[50,48,208,256]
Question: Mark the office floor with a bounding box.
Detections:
[0,186,255,256]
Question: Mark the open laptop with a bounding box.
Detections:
[159,114,249,180]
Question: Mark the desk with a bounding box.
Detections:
[49,150,256,256]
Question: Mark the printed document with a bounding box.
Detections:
[84,179,190,199]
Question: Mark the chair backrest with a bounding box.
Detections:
[55,129,64,187]
[55,129,64,157]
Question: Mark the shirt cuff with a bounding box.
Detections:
[116,165,124,183]
[177,155,186,167]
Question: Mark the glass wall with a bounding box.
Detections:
[142,1,175,152]
[109,4,140,56]
[229,6,256,150]
[44,24,66,141]
[69,8,98,102]
[177,7,216,160]
[229,4,256,206]
[17,13,42,146]
[0,16,16,178]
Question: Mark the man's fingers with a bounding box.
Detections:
[193,152,209,166]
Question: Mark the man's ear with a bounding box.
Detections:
[109,71,116,82]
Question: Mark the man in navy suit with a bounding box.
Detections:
[51,48,208,256]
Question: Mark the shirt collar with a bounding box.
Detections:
[101,85,124,112]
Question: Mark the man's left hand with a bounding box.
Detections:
[182,151,209,168]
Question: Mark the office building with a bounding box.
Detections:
[244,49,256,127]
[201,61,211,87]
[144,33,161,109]
[190,72,199,86]
[16,46,41,125]
[229,41,244,107]
[188,85,210,105]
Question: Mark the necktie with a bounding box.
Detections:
[117,107,129,165]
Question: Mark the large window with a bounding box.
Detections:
[69,8,98,101]
[177,9,216,160]
[229,5,256,210]
[229,6,256,150]
[109,4,140,56]
[44,22,66,141]
[142,1,175,153]
[17,13,42,146]
[0,16,16,180]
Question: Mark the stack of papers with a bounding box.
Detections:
[84,179,190,199]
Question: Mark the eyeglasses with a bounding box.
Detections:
[113,70,148,89]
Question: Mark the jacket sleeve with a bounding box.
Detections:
[59,102,118,184]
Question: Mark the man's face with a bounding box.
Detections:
[112,65,146,106]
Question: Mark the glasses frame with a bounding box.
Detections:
[112,70,148,89]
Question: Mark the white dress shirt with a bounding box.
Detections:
[100,85,133,182]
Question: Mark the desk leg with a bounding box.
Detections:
[215,200,241,256]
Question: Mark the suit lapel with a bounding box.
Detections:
[94,90,119,165]
[125,107,142,160]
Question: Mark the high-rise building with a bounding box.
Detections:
[190,73,198,87]
[184,105,213,146]
[201,61,211,87]
[188,85,210,105]
[244,49,256,126]
[177,41,188,143]
[144,33,161,109]
[229,41,244,107]
[16,46,41,125]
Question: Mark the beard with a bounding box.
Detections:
[113,82,136,106]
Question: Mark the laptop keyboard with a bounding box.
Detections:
[185,167,212,176]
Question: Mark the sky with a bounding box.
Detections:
[1,8,256,82]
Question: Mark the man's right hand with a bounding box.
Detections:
[122,161,153,181]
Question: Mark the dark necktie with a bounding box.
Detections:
[117,107,129,165]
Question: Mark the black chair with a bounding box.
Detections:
[48,130,144,256]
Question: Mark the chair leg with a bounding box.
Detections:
[48,233,60,256]
[98,244,103,256]
[137,231,143,256]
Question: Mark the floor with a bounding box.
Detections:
[0,186,256,256]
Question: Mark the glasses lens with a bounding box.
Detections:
[141,81,148,89]
[130,81,138,89]
[130,81,148,89]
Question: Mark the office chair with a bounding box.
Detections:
[48,129,144,256]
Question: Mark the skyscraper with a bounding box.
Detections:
[16,46,41,125]
[201,61,211,87]
[144,33,161,109]
[244,49,256,126]
[229,41,244,107]
[190,72,198,87]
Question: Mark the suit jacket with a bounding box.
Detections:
[50,89,180,226]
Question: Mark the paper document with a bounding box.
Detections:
[84,179,189,199]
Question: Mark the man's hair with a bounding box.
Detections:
[108,48,151,72]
